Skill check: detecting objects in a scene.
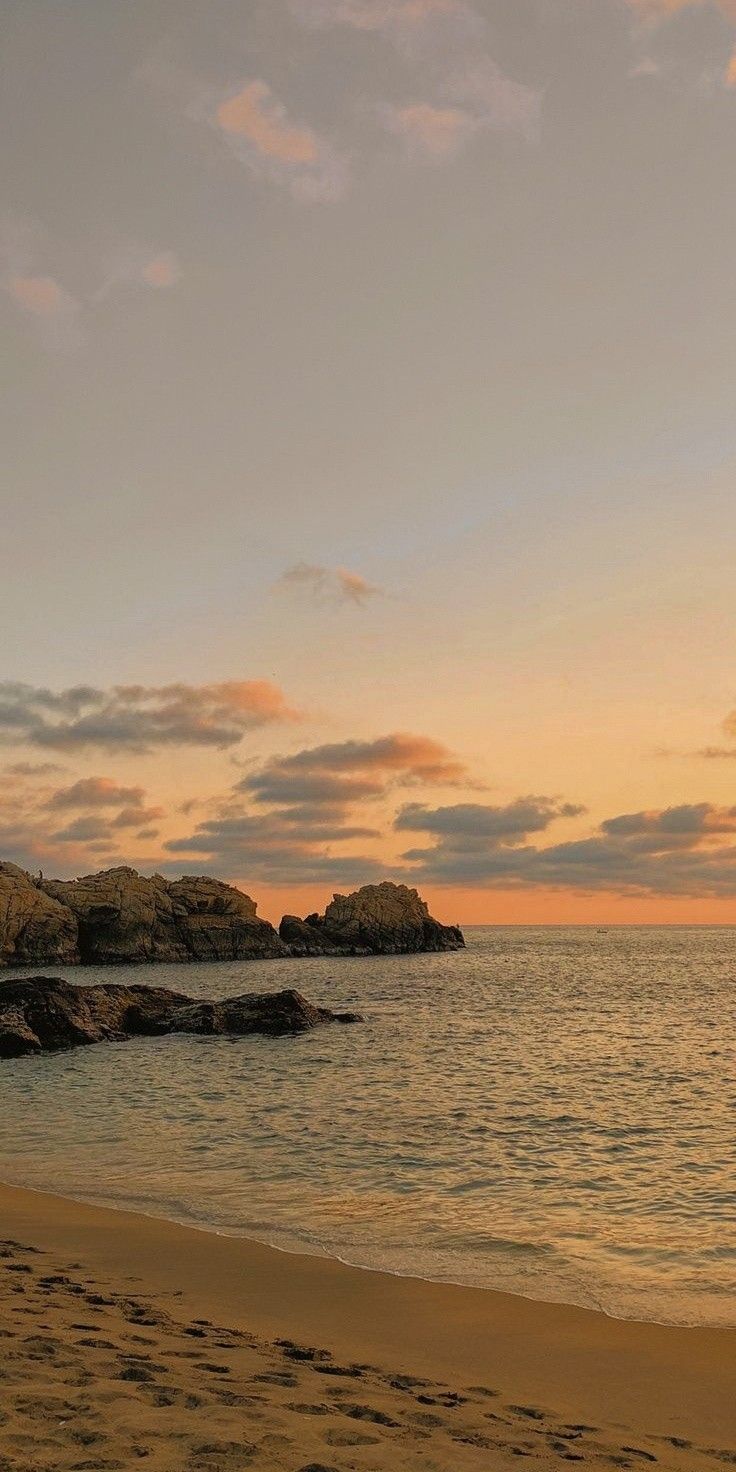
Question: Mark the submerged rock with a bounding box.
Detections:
[279,881,465,956]
[0,975,361,1059]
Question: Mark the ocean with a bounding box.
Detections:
[1,925,734,1327]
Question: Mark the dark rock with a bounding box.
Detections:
[0,976,362,1059]
[278,915,346,956]
[280,882,464,956]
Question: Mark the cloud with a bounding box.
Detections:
[165,730,469,883]
[600,803,736,838]
[3,272,82,350]
[396,796,585,839]
[214,79,349,201]
[6,275,76,318]
[293,0,476,46]
[399,799,736,896]
[690,704,736,759]
[94,246,182,301]
[45,778,164,832]
[277,562,383,604]
[295,0,540,150]
[625,0,736,16]
[624,0,736,82]
[4,761,65,777]
[140,252,181,288]
[2,215,178,347]
[243,768,385,807]
[164,808,382,885]
[46,777,147,810]
[439,56,541,141]
[50,816,117,844]
[217,82,319,163]
[250,733,467,787]
[382,102,477,158]
[232,731,467,836]
[0,680,299,754]
[336,568,382,603]
[111,805,165,828]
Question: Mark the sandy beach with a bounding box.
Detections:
[0,1181,733,1472]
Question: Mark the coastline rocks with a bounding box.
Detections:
[0,866,464,966]
[39,868,285,965]
[279,882,465,956]
[0,863,79,966]
[0,975,361,1059]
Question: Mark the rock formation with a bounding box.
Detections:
[0,866,464,966]
[0,975,361,1059]
[280,882,465,956]
[0,863,79,966]
[39,868,285,965]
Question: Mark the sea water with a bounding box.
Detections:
[1,926,734,1326]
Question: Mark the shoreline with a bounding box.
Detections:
[2,1170,731,1335]
[1,1179,734,1456]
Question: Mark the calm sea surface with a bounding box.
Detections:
[1,926,734,1326]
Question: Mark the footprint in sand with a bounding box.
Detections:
[187,1440,257,1469]
[286,1401,331,1416]
[341,1402,400,1427]
[323,1427,381,1446]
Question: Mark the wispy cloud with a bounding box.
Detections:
[95,246,182,300]
[294,0,540,153]
[382,102,477,159]
[0,680,300,754]
[217,81,319,163]
[686,703,736,759]
[625,0,736,83]
[3,761,65,778]
[6,275,76,318]
[214,79,349,200]
[293,0,478,49]
[1,221,83,350]
[1,213,181,348]
[277,562,383,604]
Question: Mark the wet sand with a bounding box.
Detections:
[0,1180,733,1472]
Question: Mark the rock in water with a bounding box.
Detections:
[0,976,361,1059]
[0,865,463,966]
[279,881,465,956]
[0,863,79,966]
[39,868,285,964]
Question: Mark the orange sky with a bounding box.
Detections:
[2,0,736,923]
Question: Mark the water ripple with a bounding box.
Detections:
[0,925,734,1325]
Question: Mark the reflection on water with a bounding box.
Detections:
[1,926,734,1325]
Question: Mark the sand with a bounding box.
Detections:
[0,1181,733,1472]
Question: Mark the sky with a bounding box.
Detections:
[2,0,736,924]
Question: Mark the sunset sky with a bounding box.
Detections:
[2,0,736,923]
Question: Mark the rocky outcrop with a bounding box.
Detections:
[279,882,465,956]
[0,866,464,966]
[0,975,361,1058]
[38,868,285,965]
[0,863,79,966]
